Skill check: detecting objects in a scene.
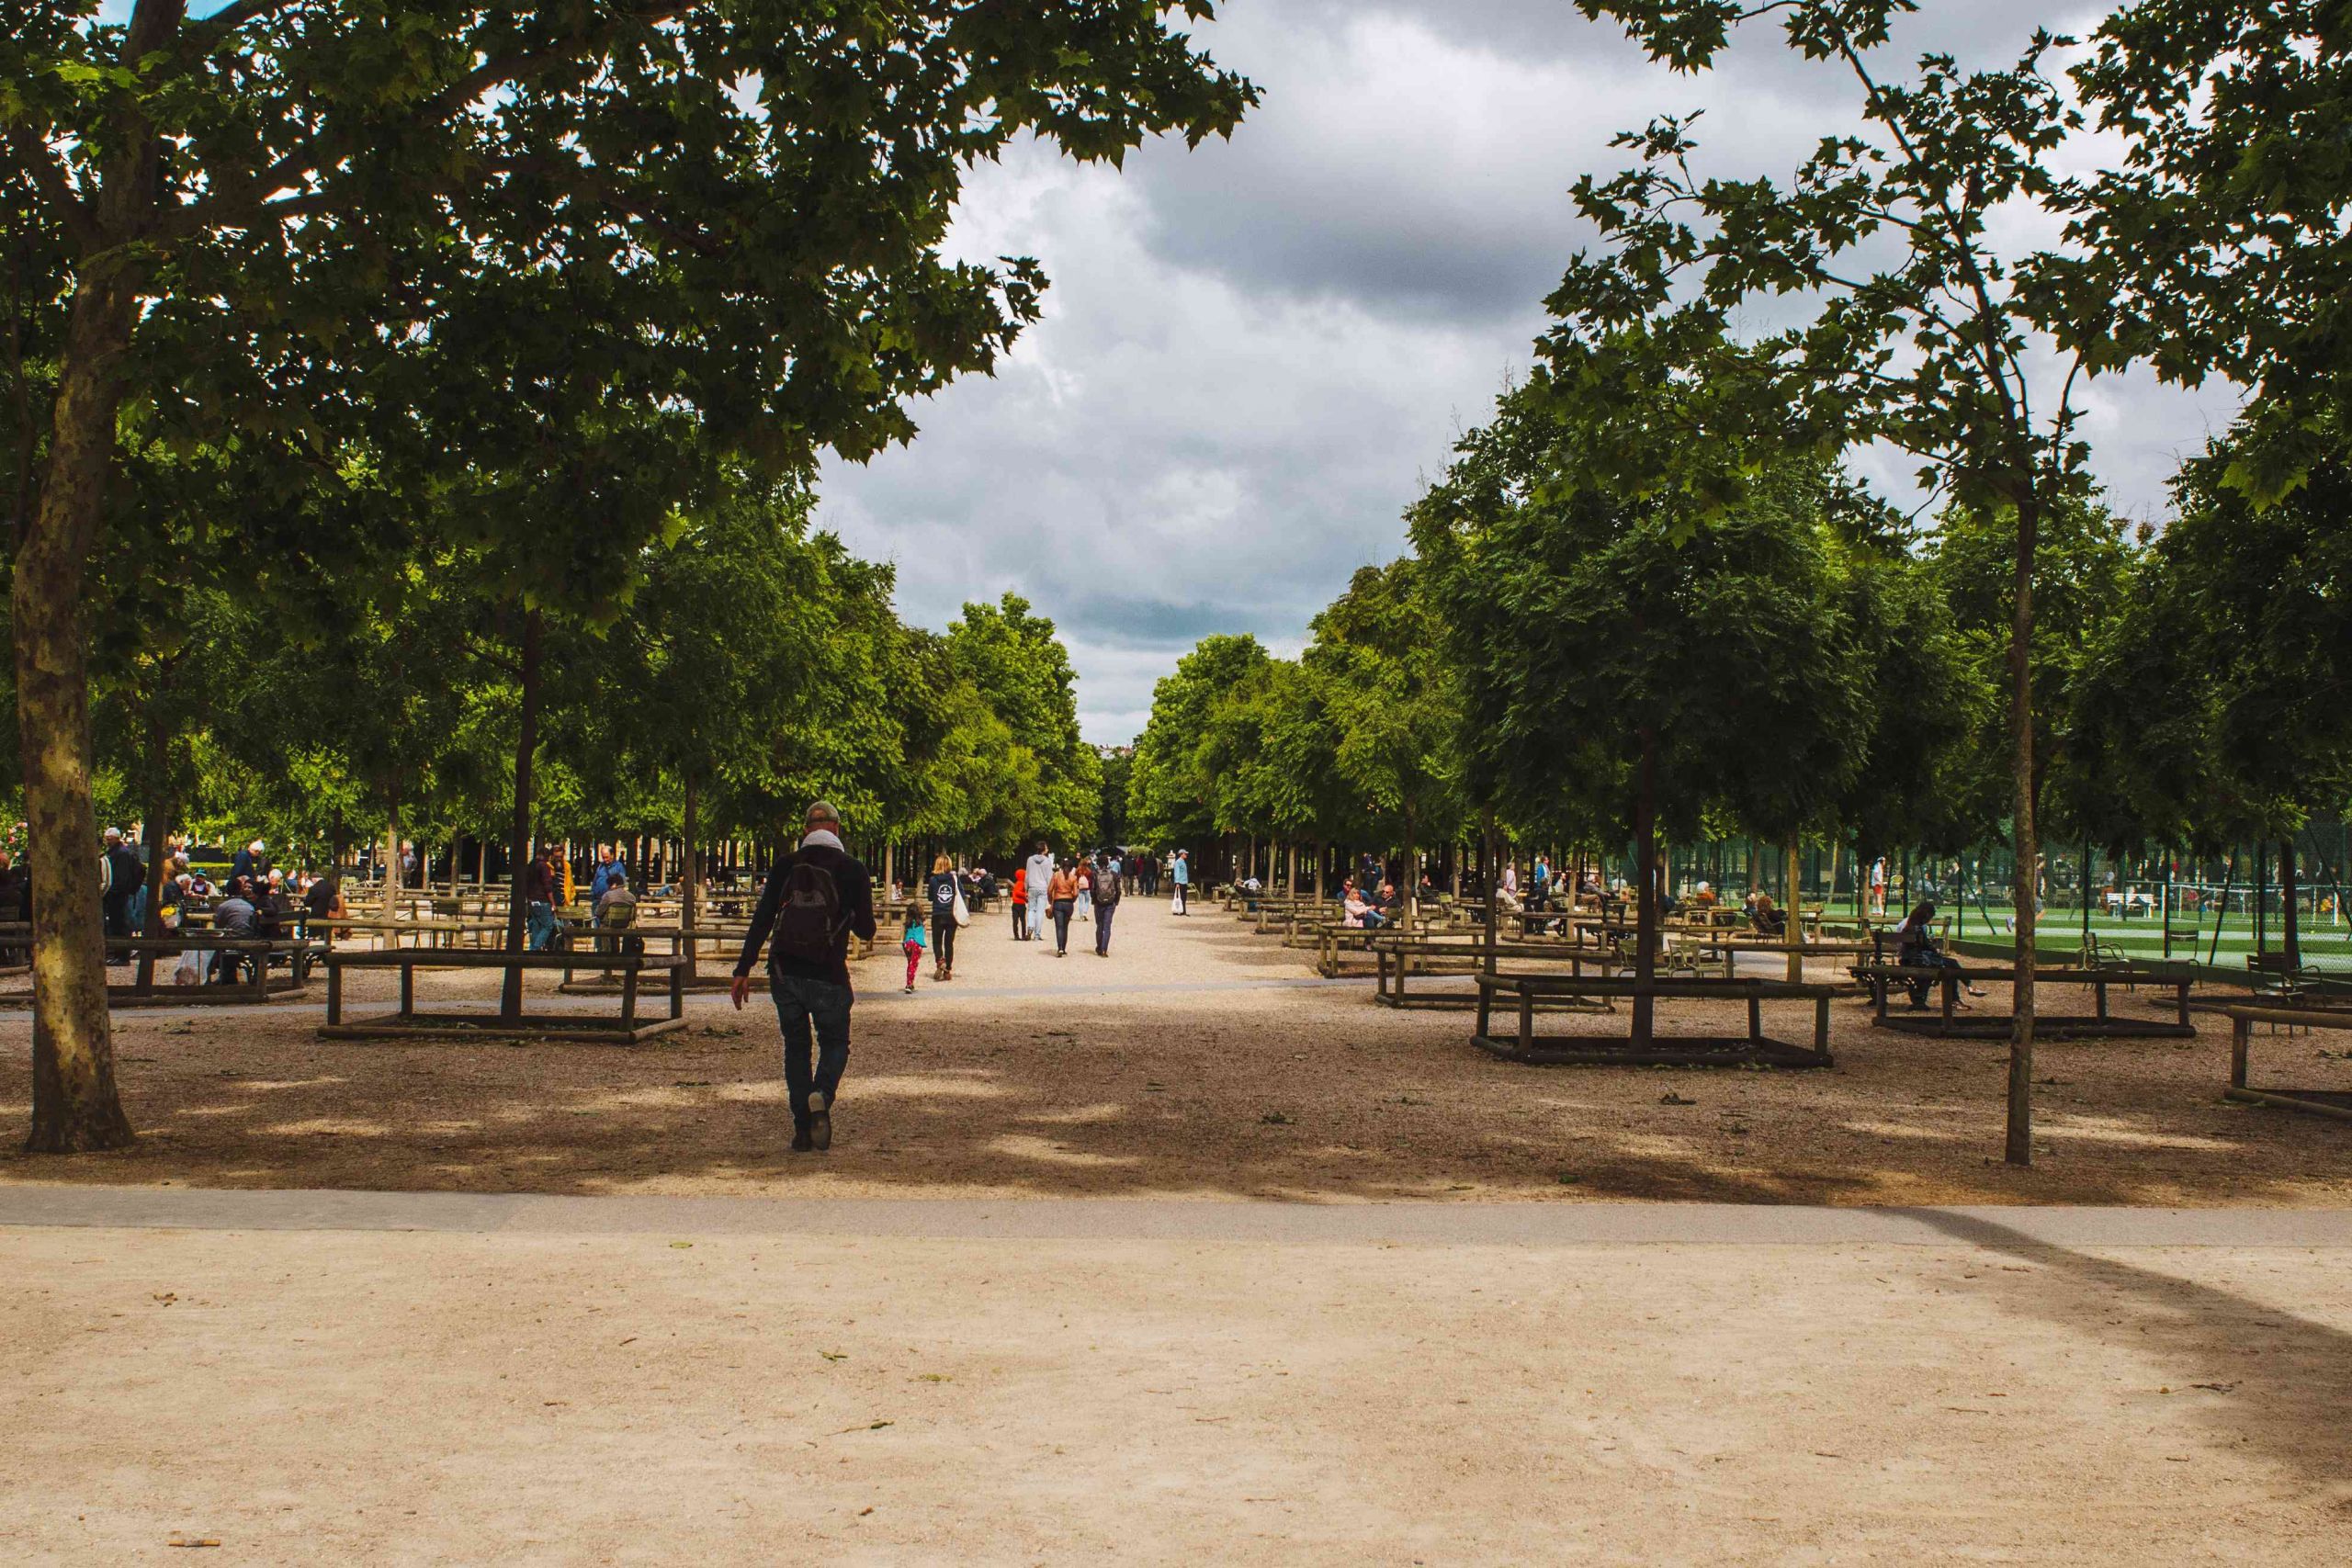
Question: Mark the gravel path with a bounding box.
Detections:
[3,895,2347,1205]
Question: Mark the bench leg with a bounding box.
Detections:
[327,963,341,1027]
[670,963,684,1021]
[1518,988,1534,1055]
[622,968,639,1033]
[1747,992,1762,1043]
[2231,1016,2250,1089]
[400,962,414,1021]
[1815,996,1830,1057]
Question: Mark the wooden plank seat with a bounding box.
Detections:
[0,935,327,1006]
[1374,936,1623,1010]
[322,950,689,1043]
[1856,964,2194,1039]
[2225,1003,2352,1122]
[1256,899,1342,937]
[333,916,513,954]
[557,921,755,994]
[1313,917,1441,976]
[1472,975,1838,1067]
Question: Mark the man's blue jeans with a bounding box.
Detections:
[769,971,853,1131]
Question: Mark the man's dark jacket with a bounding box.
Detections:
[735,841,876,989]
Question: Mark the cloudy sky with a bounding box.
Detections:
[105,1,2243,743]
[810,0,2243,743]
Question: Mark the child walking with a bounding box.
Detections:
[902,900,927,995]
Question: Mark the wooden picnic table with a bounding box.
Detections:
[1856,964,2195,1039]
[1473,973,1838,1068]
[333,916,513,952]
[1312,916,1439,976]
[0,934,327,1006]
[1373,934,1622,1010]
[322,949,688,1043]
[2224,1003,2352,1122]
[557,920,755,991]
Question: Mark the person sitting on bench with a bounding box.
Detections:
[1894,900,1979,1008]
[209,876,260,984]
[1749,892,1787,939]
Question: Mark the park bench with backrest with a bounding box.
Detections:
[2245,952,2323,1009]
[322,948,688,1043]
[1472,973,1838,1067]
[1855,963,2194,1039]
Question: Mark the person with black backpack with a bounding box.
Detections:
[729,801,876,1153]
[1091,850,1123,955]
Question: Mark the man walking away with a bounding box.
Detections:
[1093,851,1123,955]
[731,802,876,1153]
[1171,849,1191,915]
[1024,839,1054,954]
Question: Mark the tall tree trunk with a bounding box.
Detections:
[1402,812,1419,919]
[2280,837,2301,968]
[1482,813,1499,979]
[384,790,404,907]
[1632,729,1659,1043]
[1784,842,1803,984]
[499,609,543,1020]
[16,266,155,1153]
[2005,497,2042,1168]
[135,704,174,990]
[682,771,701,971]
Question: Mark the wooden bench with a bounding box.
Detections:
[1313,916,1440,977]
[1373,935,1621,1010]
[557,920,756,993]
[2225,1003,2352,1121]
[1473,975,1838,1067]
[1856,964,2195,1040]
[322,950,689,1043]
[0,935,328,1006]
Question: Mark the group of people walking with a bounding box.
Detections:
[1012,841,1130,957]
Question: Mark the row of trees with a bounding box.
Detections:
[1134,0,2352,1165]
[5,3,1251,1151]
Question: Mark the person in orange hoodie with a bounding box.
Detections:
[1010,864,1029,941]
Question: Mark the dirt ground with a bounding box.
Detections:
[6,1219,2349,1563]
[2,898,2348,1205]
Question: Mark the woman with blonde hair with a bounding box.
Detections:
[925,852,961,980]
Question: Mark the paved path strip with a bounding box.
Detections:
[4,1182,2350,1247]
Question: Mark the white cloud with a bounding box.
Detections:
[820,0,2239,742]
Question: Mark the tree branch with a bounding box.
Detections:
[172,5,690,241]
[188,0,300,45]
[7,127,100,252]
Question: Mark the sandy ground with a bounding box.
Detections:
[6,901,2352,1562]
[1,897,2346,1205]
[5,1210,2350,1564]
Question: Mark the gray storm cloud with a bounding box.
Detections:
[815,0,2240,744]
